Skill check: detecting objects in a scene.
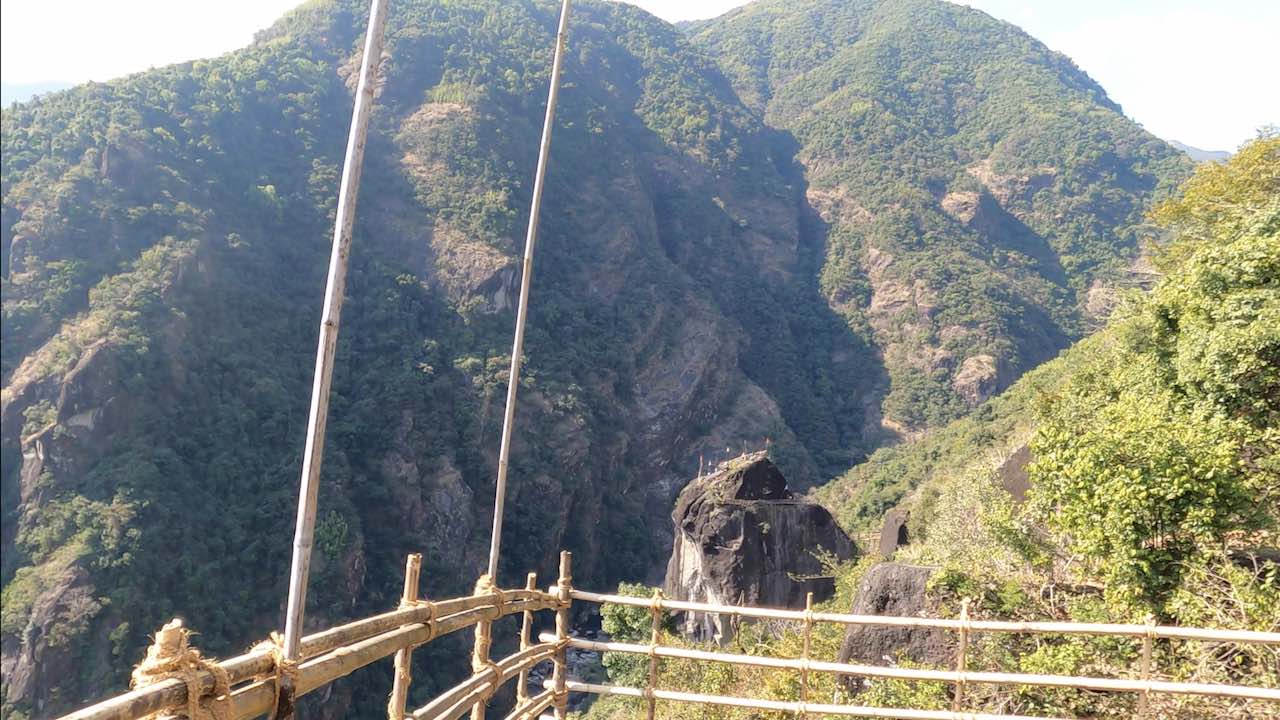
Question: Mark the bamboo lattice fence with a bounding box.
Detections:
[59,551,1280,720]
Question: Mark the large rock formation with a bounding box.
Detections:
[664,453,856,642]
[838,563,951,689]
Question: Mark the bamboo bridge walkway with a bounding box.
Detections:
[58,550,1280,720]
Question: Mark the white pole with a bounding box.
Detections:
[486,0,572,580]
[281,0,390,670]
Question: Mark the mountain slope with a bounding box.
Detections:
[691,0,1191,433]
[1,2,880,714]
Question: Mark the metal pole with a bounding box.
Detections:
[281,0,390,669]
[486,0,572,580]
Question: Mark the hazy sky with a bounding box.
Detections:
[2,0,1275,150]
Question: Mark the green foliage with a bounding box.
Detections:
[1030,137,1280,609]
[600,583,673,687]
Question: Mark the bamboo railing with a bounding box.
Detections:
[563,588,1280,719]
[57,550,1280,720]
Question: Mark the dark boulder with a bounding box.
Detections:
[876,508,911,558]
[838,563,951,687]
[998,444,1034,503]
[663,452,856,642]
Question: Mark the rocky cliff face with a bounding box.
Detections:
[663,453,855,642]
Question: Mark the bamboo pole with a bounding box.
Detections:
[469,581,500,720]
[570,590,1280,644]
[229,608,552,720]
[517,573,538,706]
[503,689,553,720]
[389,554,423,720]
[952,598,970,712]
[486,0,572,580]
[799,592,813,719]
[1137,615,1155,717]
[554,680,1067,720]
[645,590,662,720]
[549,636,1280,702]
[281,1,391,712]
[551,552,572,720]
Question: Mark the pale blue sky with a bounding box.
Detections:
[2,0,1275,150]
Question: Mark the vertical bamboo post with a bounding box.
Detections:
[645,590,663,720]
[280,0,391,705]
[470,574,502,720]
[516,572,538,707]
[552,551,573,720]
[486,0,573,581]
[799,592,814,719]
[1138,615,1155,717]
[952,598,971,712]
[388,554,422,720]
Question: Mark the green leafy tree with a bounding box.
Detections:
[1030,136,1279,610]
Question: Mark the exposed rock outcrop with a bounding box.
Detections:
[876,509,911,558]
[838,563,950,687]
[998,444,1034,503]
[664,453,856,642]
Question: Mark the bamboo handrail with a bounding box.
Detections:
[552,680,1068,720]
[413,643,557,720]
[570,589,1280,644]
[549,635,1280,702]
[57,565,1280,720]
[503,689,554,720]
[60,590,558,720]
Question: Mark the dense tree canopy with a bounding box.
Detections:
[1031,136,1279,608]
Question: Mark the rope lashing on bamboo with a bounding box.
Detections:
[399,596,441,642]
[552,687,571,709]
[247,631,298,720]
[471,575,506,703]
[130,619,231,720]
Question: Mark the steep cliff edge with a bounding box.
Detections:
[663,453,856,641]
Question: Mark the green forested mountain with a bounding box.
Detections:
[591,135,1279,720]
[690,0,1190,432]
[2,0,1192,716]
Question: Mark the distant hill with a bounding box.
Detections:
[1168,139,1231,162]
[0,81,73,106]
